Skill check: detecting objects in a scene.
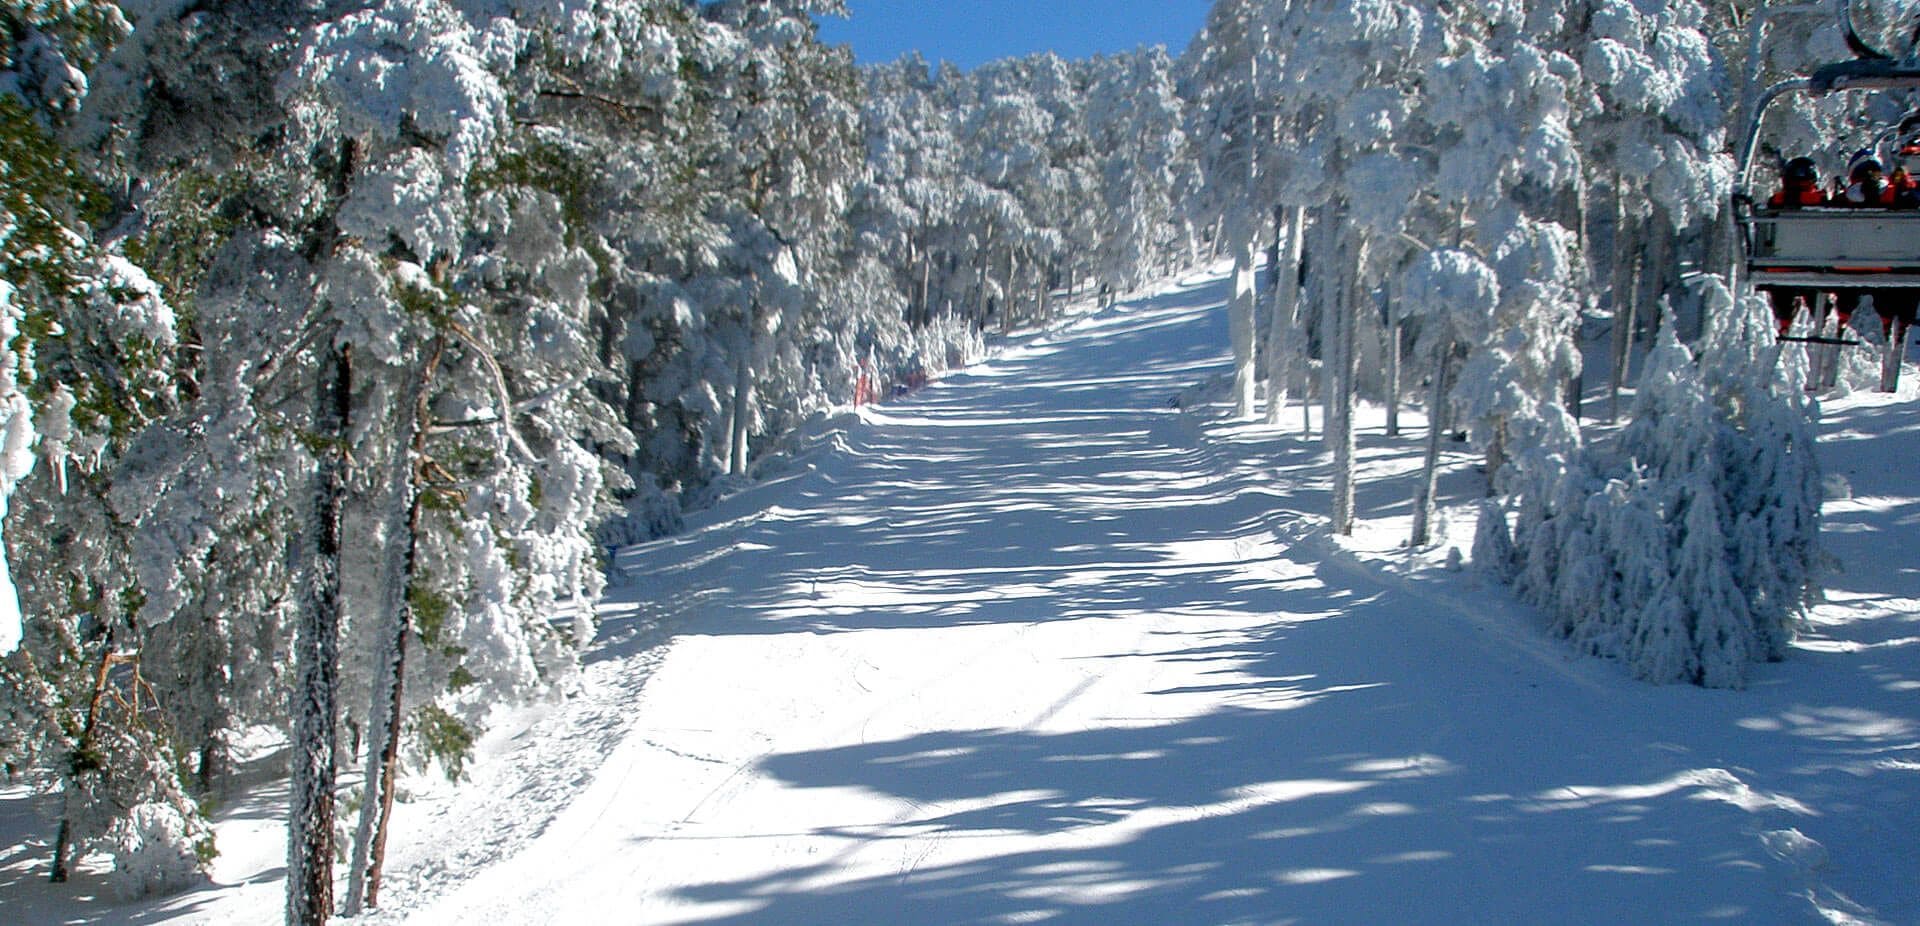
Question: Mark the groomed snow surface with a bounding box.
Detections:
[7,265,1918,924]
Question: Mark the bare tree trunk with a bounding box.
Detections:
[49,650,117,883]
[1264,207,1283,296]
[1608,179,1640,422]
[1486,423,1508,493]
[1315,211,1339,435]
[289,341,351,926]
[976,224,995,326]
[902,239,918,327]
[1039,260,1054,324]
[49,816,74,884]
[1002,250,1020,336]
[728,319,754,477]
[343,341,441,917]
[1331,231,1366,536]
[1385,280,1402,438]
[1265,206,1305,426]
[917,252,933,328]
[1574,174,1591,283]
[1568,170,1592,424]
[1411,343,1457,548]
[1638,218,1671,340]
[1230,224,1259,419]
[1304,209,1333,439]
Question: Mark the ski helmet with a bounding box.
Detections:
[1849,149,1884,181]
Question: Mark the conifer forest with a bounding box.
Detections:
[2,2,1917,924]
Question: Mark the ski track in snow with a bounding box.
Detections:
[365,603,678,908]
[15,266,1920,925]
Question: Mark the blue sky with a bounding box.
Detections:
[814,0,1215,71]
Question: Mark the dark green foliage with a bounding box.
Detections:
[409,703,474,783]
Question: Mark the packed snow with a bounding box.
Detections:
[5,264,1914,924]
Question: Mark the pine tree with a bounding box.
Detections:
[0,0,219,895]
[1400,248,1498,546]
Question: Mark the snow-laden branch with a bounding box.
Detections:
[446,318,539,466]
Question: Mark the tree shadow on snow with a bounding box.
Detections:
[606,279,1918,924]
[647,570,1808,925]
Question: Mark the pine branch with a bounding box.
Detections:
[445,319,540,465]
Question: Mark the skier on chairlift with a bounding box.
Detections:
[1890,161,1920,206]
[1843,150,1893,205]
[1837,150,1920,336]
[1733,4,1920,388]
[1764,156,1831,336]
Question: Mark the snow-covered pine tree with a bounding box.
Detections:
[1317,2,1429,535]
[1186,0,1427,531]
[1185,0,1266,420]
[0,0,219,896]
[0,0,1221,913]
[1555,0,1729,401]
[1455,207,1585,491]
[0,1,125,655]
[1401,247,1498,547]
[1471,497,1519,582]
[1695,277,1820,664]
[273,5,532,918]
[1509,305,1819,687]
[56,0,625,915]
[1675,468,1757,688]
[856,54,954,331]
[1417,5,1587,493]
[848,44,1189,401]
[1172,1,1819,686]
[1084,49,1192,297]
[974,53,1087,332]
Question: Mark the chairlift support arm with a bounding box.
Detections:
[1738,62,1920,190]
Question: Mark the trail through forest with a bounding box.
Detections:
[23,266,1920,925]
[388,268,1918,925]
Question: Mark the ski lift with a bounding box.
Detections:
[1733,2,1920,390]
[1735,60,1920,294]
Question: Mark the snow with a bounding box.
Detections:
[0,279,28,655]
[7,265,1920,924]
[0,492,17,655]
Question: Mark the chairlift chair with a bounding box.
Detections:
[1735,48,1920,391]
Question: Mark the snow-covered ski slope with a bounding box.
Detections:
[374,267,1916,925]
[33,266,1918,924]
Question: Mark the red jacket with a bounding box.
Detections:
[1845,181,1896,206]
[1769,183,1826,207]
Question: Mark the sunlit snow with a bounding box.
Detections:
[15,266,1912,926]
